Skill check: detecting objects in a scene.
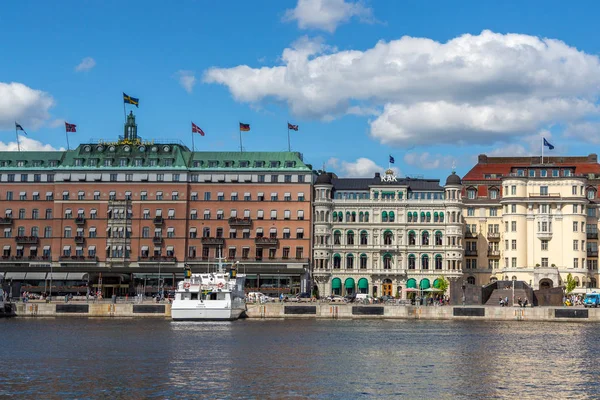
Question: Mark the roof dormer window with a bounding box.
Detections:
[223,160,234,167]
[270,161,280,168]
[17,161,25,167]
[255,161,265,168]
[208,160,218,167]
[239,160,249,167]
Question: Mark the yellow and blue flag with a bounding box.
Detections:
[123,92,139,107]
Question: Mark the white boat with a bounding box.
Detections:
[171,257,246,321]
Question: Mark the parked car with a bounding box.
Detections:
[344,293,357,303]
[328,295,347,303]
[379,295,395,303]
[296,292,312,302]
[584,293,600,308]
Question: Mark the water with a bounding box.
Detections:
[1,318,598,399]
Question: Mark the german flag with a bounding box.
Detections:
[239,122,250,131]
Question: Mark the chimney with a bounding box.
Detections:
[478,154,488,164]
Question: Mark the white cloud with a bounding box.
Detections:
[176,70,197,93]
[403,152,457,170]
[205,30,600,146]
[0,82,55,130]
[327,156,399,177]
[0,136,64,151]
[564,122,600,144]
[283,0,373,33]
[488,130,556,156]
[75,57,96,72]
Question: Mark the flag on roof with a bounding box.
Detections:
[239,122,250,131]
[15,122,27,135]
[123,92,139,107]
[192,122,205,136]
[389,155,395,164]
[288,122,299,131]
[65,122,77,132]
[543,138,554,150]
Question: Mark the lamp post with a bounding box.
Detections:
[158,260,162,300]
[49,259,53,301]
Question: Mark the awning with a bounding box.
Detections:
[26,272,48,280]
[16,245,23,250]
[76,246,83,251]
[284,192,291,197]
[154,228,162,233]
[63,246,71,250]
[271,192,277,197]
[191,192,197,197]
[88,245,96,251]
[217,210,223,215]
[43,245,50,250]
[106,227,111,232]
[167,227,174,233]
[30,246,37,250]
[141,246,149,251]
[3,245,10,250]
[89,227,96,233]
[156,191,163,196]
[156,209,162,216]
[297,228,304,233]
[190,209,197,215]
[5,272,26,279]
[67,273,88,280]
[125,191,131,196]
[48,272,68,280]
[166,246,174,251]
[231,192,237,196]
[406,278,417,289]
[118,227,124,232]
[242,229,250,233]
[217,192,224,197]
[46,192,53,197]
[168,209,175,217]
[19,191,26,196]
[298,192,304,197]
[79,191,85,195]
[32,191,39,196]
[420,279,431,290]
[358,278,369,290]
[331,278,342,290]
[94,191,100,196]
[256,228,263,233]
[4,228,11,233]
[63,191,69,196]
[117,246,123,251]
[244,192,250,197]
[141,191,147,196]
[283,228,290,234]
[257,192,264,197]
[5,209,12,215]
[109,191,116,195]
[189,227,197,233]
[270,228,277,233]
[90,209,97,215]
[344,278,355,289]
[229,229,236,233]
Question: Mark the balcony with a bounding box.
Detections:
[201,237,225,246]
[255,237,279,246]
[465,250,478,256]
[153,216,164,225]
[0,217,13,225]
[536,231,553,240]
[228,217,252,227]
[487,232,501,241]
[74,236,85,244]
[587,232,599,240]
[465,231,477,238]
[487,249,501,257]
[59,255,98,263]
[588,250,599,258]
[75,217,86,225]
[153,236,163,245]
[528,193,561,198]
[138,256,177,263]
[0,256,50,262]
[15,236,39,244]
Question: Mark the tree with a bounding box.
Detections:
[436,276,449,294]
[565,273,577,295]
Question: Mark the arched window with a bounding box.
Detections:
[359,253,367,269]
[435,254,442,269]
[360,230,368,245]
[351,212,356,222]
[346,254,354,269]
[407,212,412,223]
[408,231,416,245]
[320,210,324,222]
[333,254,341,269]
[359,212,364,222]
[382,211,388,223]
[325,211,330,222]
[333,230,341,245]
[422,231,429,245]
[364,212,369,222]
[439,212,444,223]
[389,211,395,222]
[408,254,416,269]
[383,253,392,269]
[426,212,431,222]
[331,277,342,295]
[347,231,354,245]
[346,212,351,222]
[333,211,337,221]
[435,231,443,246]
[434,212,439,223]
[420,212,426,223]
[383,230,393,245]
[467,276,476,285]
[422,254,429,270]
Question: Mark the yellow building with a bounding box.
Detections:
[462,154,600,291]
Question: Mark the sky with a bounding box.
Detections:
[2,0,600,179]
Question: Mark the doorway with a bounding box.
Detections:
[382,279,393,296]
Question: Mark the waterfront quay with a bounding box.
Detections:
[9,300,598,322]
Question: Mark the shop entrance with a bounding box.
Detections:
[382,279,393,296]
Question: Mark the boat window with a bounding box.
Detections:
[191,293,198,300]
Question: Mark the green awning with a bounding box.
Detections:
[332,278,341,289]
[421,254,429,259]
[345,277,355,289]
[360,230,368,234]
[360,253,367,257]
[334,230,341,234]
[382,252,392,258]
[358,278,369,290]
[435,254,442,258]
[382,191,395,195]
[407,230,415,235]
[426,212,431,217]
[434,212,438,217]
[435,230,442,235]
[440,212,444,217]
[420,279,431,290]
[406,278,417,288]
[352,211,356,216]
[382,211,388,217]
[422,231,429,236]
[389,211,395,217]
[408,253,415,258]
[346,253,354,258]
[421,212,425,217]
[333,212,337,217]
[333,253,341,258]
[412,212,418,218]
[433,279,442,289]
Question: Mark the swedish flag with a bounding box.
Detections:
[123,92,139,107]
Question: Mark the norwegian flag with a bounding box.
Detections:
[287,122,299,131]
[192,122,205,136]
[65,122,77,132]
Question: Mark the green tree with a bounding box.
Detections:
[565,273,577,295]
[436,276,449,294]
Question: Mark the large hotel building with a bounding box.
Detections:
[0,113,313,296]
[462,154,600,291]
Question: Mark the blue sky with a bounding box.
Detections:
[2,0,600,179]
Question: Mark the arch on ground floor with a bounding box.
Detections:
[539,278,553,289]
[382,278,393,296]
[433,278,442,289]
[406,278,417,289]
[331,277,342,295]
[467,276,475,285]
[420,278,430,290]
[345,277,356,295]
[357,278,369,294]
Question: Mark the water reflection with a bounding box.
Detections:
[1,319,599,399]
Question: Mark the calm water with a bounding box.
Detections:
[1,318,598,399]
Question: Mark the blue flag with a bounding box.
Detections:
[543,138,554,150]
[389,155,395,164]
[123,92,139,107]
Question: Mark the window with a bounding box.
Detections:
[257,210,264,220]
[284,210,291,220]
[573,240,579,251]
[295,247,303,259]
[490,190,498,199]
[298,193,305,201]
[156,174,164,182]
[574,258,579,268]
[298,210,305,220]
[126,174,133,182]
[172,192,179,200]
[573,186,577,195]
[271,193,278,201]
[18,209,25,219]
[511,186,516,195]
[284,193,291,201]
[511,204,516,213]
[270,210,277,220]
[540,186,548,196]
[529,170,535,177]
[217,210,224,220]
[19,192,26,201]
[258,175,265,183]
[204,192,211,201]
[573,222,578,232]
[156,192,163,201]
[588,190,596,200]
[573,204,578,213]
[467,189,476,199]
[284,175,292,183]
[110,174,118,182]
[512,257,517,268]
[541,240,548,250]
[173,173,180,182]
[489,208,497,217]
[467,208,474,217]
[231,193,238,201]
[218,192,225,201]
[511,221,517,232]
[511,240,516,250]
[271,175,278,183]
[64,227,72,238]
[20,174,28,182]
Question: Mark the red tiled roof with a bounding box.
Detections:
[463,154,600,181]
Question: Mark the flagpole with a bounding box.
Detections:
[287,124,291,152]
[541,137,544,164]
[239,124,243,152]
[15,123,20,152]
[191,122,195,152]
[66,129,70,151]
[123,98,127,122]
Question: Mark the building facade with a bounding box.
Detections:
[462,154,600,291]
[0,113,312,296]
[312,169,464,298]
